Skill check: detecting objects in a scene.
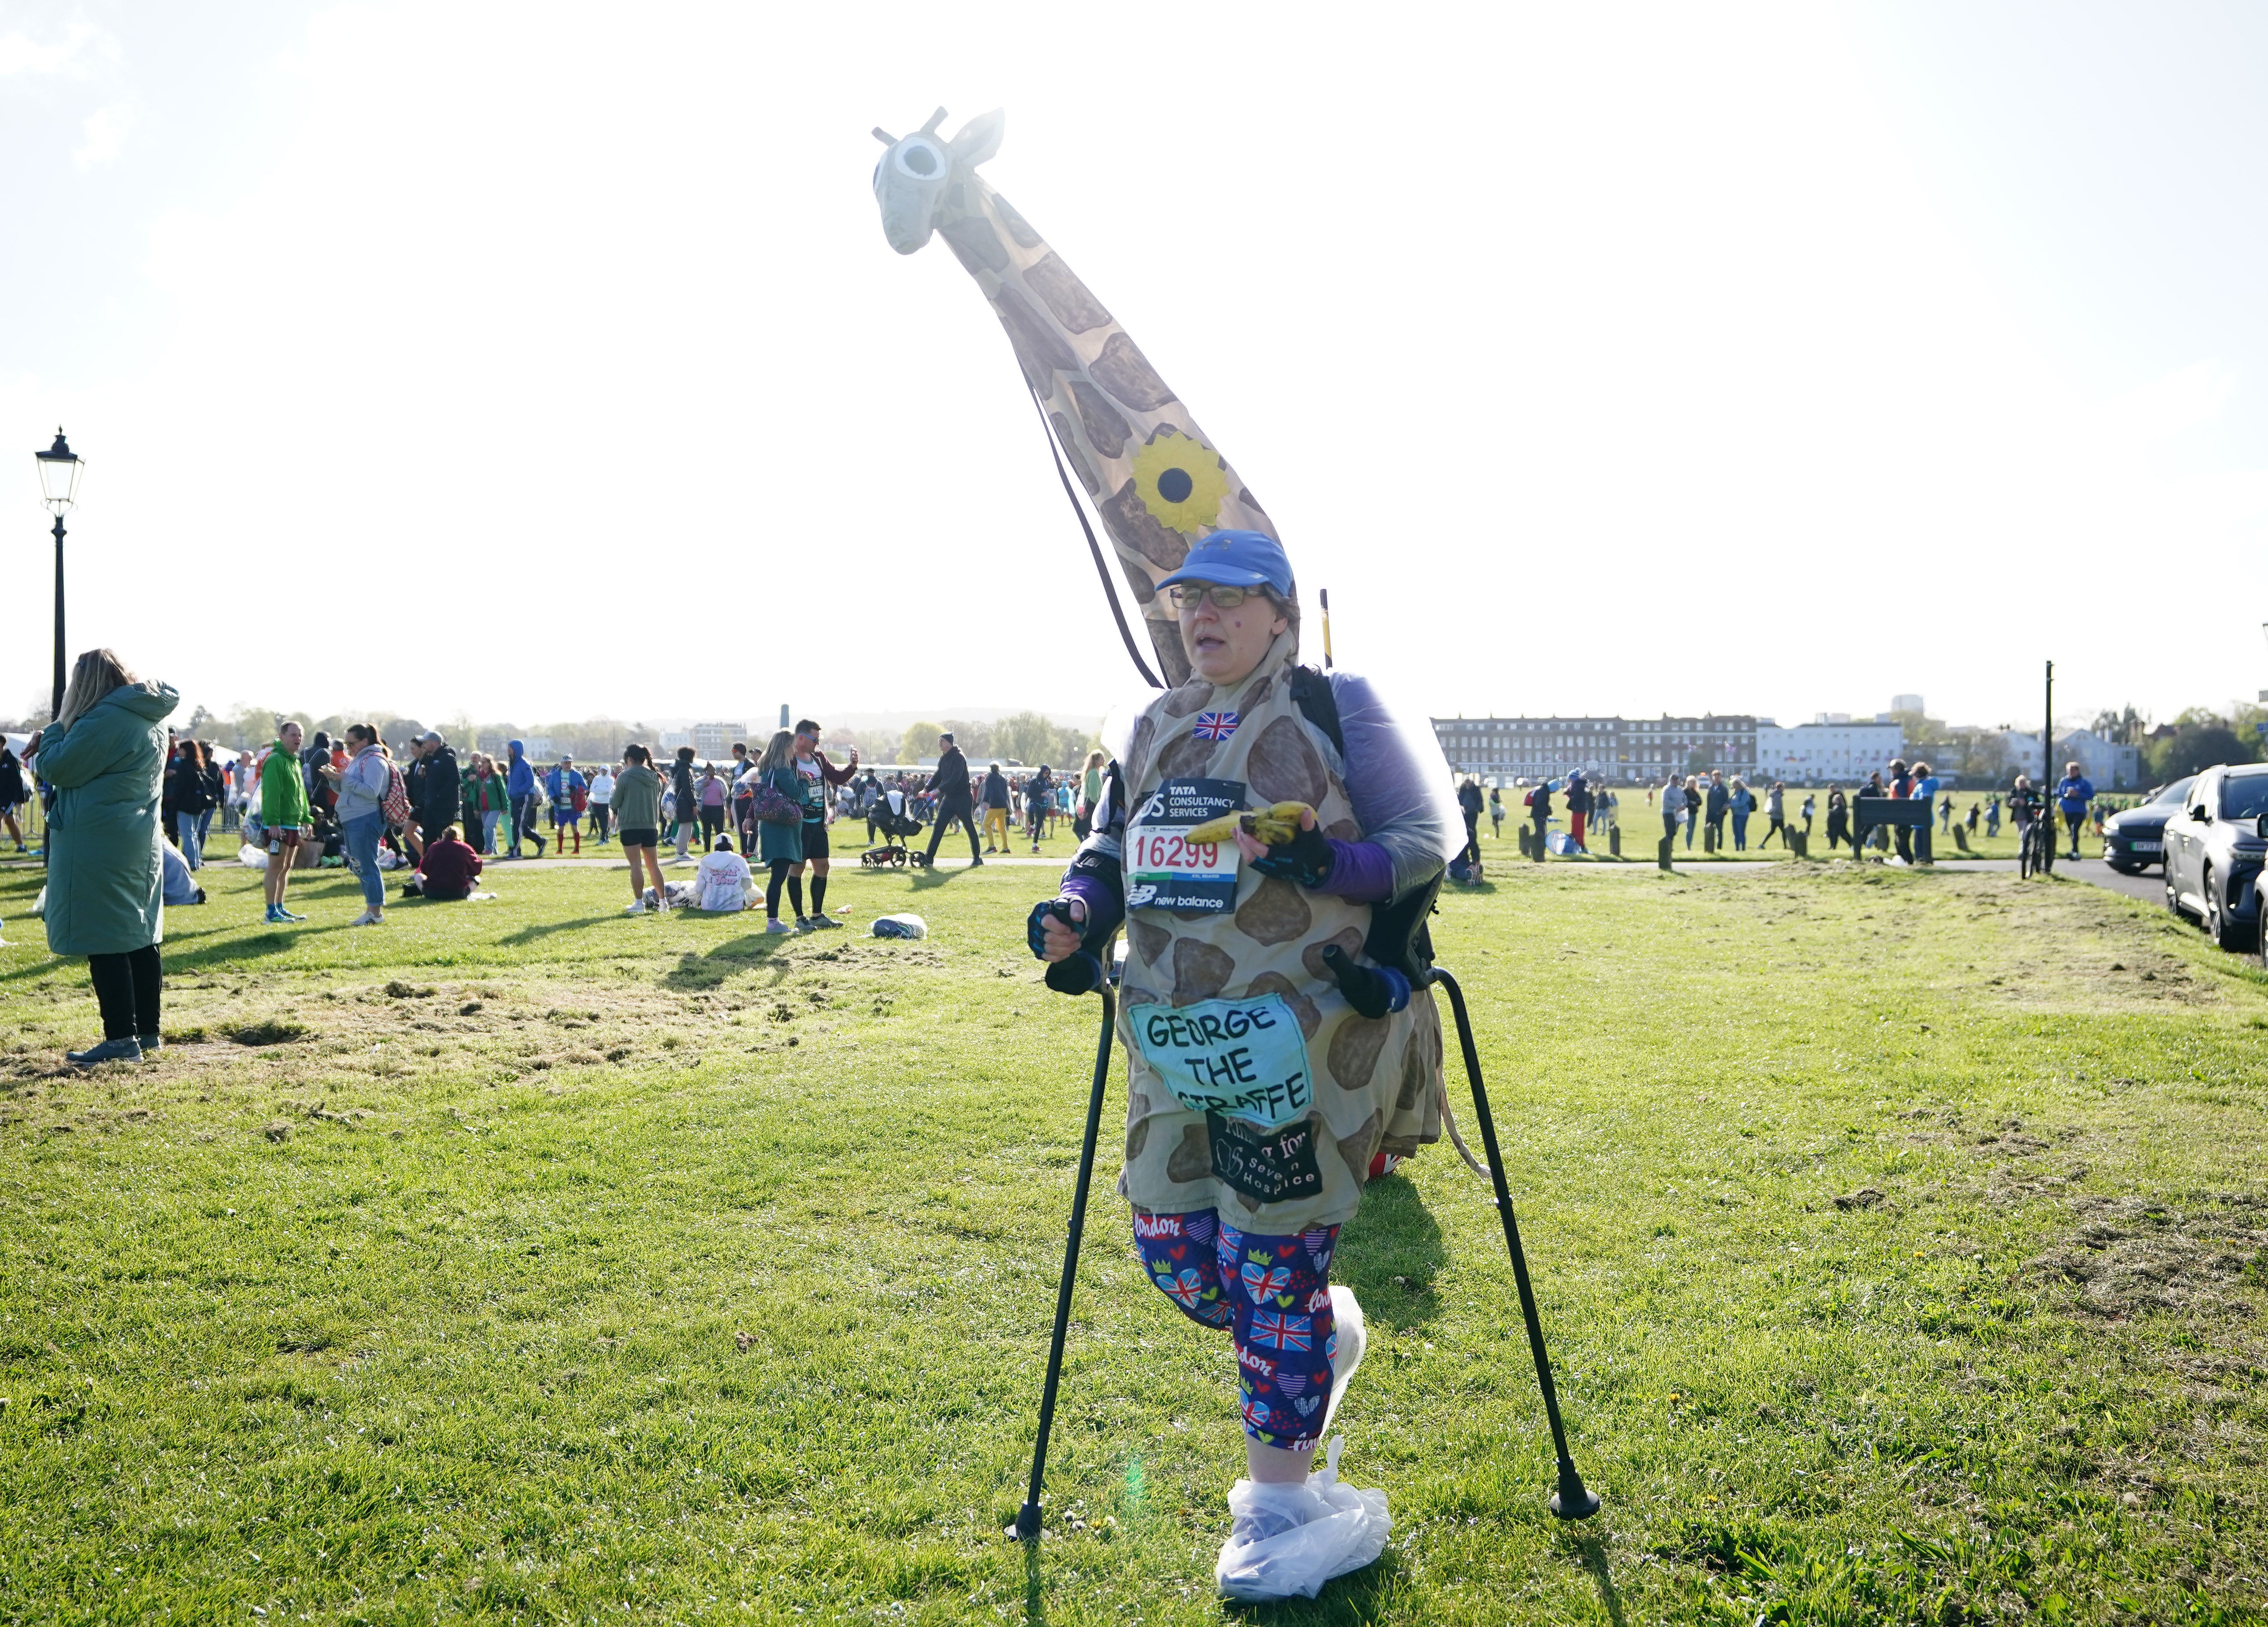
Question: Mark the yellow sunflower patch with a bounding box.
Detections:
[1132,427,1230,535]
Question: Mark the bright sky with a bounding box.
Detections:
[5,2,2265,734]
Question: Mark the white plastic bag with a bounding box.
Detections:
[1215,1436,1391,1601]
[28,886,45,919]
[871,912,927,939]
[238,844,268,870]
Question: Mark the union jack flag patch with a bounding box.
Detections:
[1193,711,1239,742]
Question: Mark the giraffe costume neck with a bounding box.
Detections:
[1113,633,1443,1234]
[872,108,1277,689]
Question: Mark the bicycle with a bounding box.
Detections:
[2017,803,2056,879]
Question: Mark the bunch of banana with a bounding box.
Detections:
[1184,801,1314,848]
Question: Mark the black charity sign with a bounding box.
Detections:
[1207,1111,1324,1206]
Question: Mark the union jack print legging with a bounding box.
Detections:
[1133,1209,1340,1452]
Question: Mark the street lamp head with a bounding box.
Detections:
[35,428,82,513]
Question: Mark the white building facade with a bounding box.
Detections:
[1999,729,2141,791]
[1430,715,1758,783]
[1752,721,1907,785]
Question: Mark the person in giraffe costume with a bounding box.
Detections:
[874,111,1464,1601]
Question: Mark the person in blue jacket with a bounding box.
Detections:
[2054,761,2095,860]
[544,755,588,856]
[505,739,546,858]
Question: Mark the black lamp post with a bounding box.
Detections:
[34,428,84,721]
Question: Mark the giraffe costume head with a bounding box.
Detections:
[872,108,1281,687]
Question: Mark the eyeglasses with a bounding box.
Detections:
[1168,583,1255,610]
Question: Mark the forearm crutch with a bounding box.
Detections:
[1014,983,1116,1541]
[1428,967,1601,1521]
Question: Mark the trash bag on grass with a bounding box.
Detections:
[1214,1436,1390,1601]
[238,845,268,870]
[871,913,927,939]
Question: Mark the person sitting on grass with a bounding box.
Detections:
[691,832,754,912]
[412,824,483,901]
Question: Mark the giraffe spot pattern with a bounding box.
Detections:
[1246,715,1329,809]
[1325,818,1360,842]
[1244,971,1321,1039]
[1025,253,1112,333]
[1048,411,1102,496]
[1336,1110,1383,1187]
[941,214,1009,274]
[1090,331,1177,412]
[1128,915,1171,969]
[1069,380,1131,459]
[1234,875,1312,946]
[1099,479,1193,570]
[1161,678,1214,715]
[1167,1122,1213,1183]
[1153,729,1215,781]
[1124,714,1157,778]
[1126,1085,1155,1161]
[1171,937,1237,1004]
[1327,1011,1393,1092]
[991,286,1079,392]
[992,191,1044,249]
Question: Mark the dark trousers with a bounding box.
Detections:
[590,803,611,841]
[89,945,162,1041]
[1462,811,1481,863]
[511,793,543,853]
[925,806,982,864]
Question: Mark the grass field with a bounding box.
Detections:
[2,848,2264,1624]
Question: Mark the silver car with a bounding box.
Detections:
[2162,763,2268,952]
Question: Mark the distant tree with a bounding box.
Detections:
[940,718,993,758]
[183,704,216,736]
[2090,704,2150,746]
[994,711,1062,766]
[900,720,946,762]
[2150,725,2255,782]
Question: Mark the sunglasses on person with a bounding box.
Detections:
[1167,583,1261,610]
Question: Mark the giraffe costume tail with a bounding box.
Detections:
[872,108,1281,689]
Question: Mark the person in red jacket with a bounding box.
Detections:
[415,824,483,901]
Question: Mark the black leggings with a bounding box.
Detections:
[88,945,162,1041]
[765,859,804,921]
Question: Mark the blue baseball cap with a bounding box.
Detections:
[1154,530,1295,599]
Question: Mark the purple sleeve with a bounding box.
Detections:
[1312,838,1393,904]
[1058,868,1125,938]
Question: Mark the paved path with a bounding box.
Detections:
[1930,856,2164,908]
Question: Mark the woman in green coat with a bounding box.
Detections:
[30,649,177,1065]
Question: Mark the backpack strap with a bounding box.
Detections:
[1283,665,1440,982]
[1287,664,1346,759]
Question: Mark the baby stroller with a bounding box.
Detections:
[860,801,926,868]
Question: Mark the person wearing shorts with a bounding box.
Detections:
[546,755,587,855]
[610,743,668,914]
[788,718,857,928]
[258,720,312,923]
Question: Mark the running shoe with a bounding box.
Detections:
[624,899,647,914]
[808,914,841,930]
